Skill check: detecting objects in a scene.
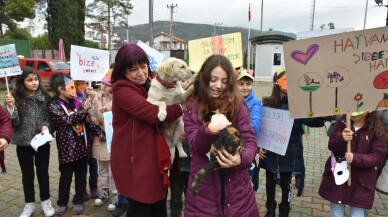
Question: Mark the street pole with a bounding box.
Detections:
[260,0,264,35]
[167,4,178,50]
[149,0,154,48]
[363,0,369,29]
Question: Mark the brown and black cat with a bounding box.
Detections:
[191,125,244,196]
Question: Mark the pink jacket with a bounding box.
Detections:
[183,98,260,217]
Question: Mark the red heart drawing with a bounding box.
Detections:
[291,44,319,65]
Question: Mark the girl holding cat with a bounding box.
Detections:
[183,54,259,217]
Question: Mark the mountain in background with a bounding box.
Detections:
[116,21,296,47]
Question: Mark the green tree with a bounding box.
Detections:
[84,40,100,49]
[31,33,51,57]
[86,0,133,49]
[0,0,36,37]
[3,28,31,40]
[46,0,86,60]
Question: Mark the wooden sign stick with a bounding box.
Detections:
[346,113,351,186]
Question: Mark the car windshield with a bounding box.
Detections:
[50,61,70,70]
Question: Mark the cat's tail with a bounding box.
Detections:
[192,161,218,197]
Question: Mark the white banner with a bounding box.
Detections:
[136,40,165,72]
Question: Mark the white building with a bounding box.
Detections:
[17,18,47,37]
[146,32,188,51]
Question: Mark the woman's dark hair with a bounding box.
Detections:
[262,71,285,108]
[111,43,152,87]
[13,66,50,117]
[186,54,241,124]
[50,72,66,96]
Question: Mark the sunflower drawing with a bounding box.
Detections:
[354,93,363,112]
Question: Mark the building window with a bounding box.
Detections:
[273,53,281,66]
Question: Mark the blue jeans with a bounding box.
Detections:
[330,202,365,217]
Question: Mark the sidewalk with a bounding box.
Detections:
[2,127,388,216]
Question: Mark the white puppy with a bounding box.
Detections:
[147,57,194,163]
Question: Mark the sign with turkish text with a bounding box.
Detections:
[0,44,21,77]
[70,45,110,81]
[188,32,243,72]
[136,40,165,72]
[284,26,388,118]
[257,107,294,156]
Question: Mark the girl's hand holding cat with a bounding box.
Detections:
[208,114,231,132]
[216,147,241,168]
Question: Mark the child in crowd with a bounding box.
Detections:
[259,70,325,217]
[84,70,122,212]
[319,111,388,217]
[5,66,55,217]
[74,80,99,200]
[48,73,102,215]
[183,54,259,216]
[236,68,262,191]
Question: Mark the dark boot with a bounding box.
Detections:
[279,203,290,217]
[264,201,276,217]
[89,178,99,199]
[112,201,128,217]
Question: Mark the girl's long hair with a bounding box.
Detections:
[368,111,388,140]
[13,66,50,117]
[262,72,284,108]
[186,54,241,124]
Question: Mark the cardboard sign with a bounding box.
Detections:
[188,32,243,72]
[257,107,294,156]
[70,45,110,81]
[0,44,21,77]
[103,111,113,153]
[284,27,388,118]
[136,40,165,72]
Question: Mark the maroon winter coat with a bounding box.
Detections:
[0,105,12,173]
[183,98,259,217]
[110,79,183,203]
[319,118,387,209]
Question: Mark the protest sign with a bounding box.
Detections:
[188,32,243,72]
[257,107,294,156]
[284,27,388,118]
[136,40,165,72]
[103,111,113,153]
[70,45,110,81]
[0,44,22,77]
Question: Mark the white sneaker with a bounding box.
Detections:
[20,202,35,217]
[41,199,55,217]
[108,194,118,211]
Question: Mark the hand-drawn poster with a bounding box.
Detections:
[70,45,110,81]
[188,32,243,72]
[257,107,294,156]
[0,44,22,77]
[284,27,388,118]
[103,111,113,153]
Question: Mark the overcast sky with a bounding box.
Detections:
[121,0,387,34]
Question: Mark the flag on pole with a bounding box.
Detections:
[248,4,251,22]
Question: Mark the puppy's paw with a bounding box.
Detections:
[177,149,188,158]
[158,111,167,121]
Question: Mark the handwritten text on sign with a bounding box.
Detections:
[284,27,388,118]
[0,44,21,77]
[257,107,294,156]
